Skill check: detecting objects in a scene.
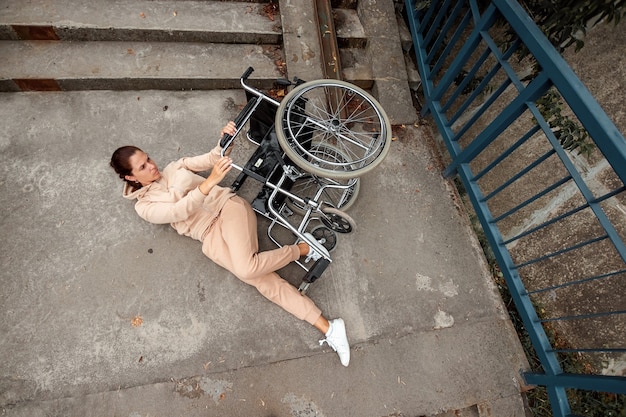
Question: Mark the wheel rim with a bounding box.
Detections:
[286,143,360,215]
[322,213,352,233]
[320,207,356,233]
[276,80,391,179]
[311,226,337,252]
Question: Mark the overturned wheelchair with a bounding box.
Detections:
[220,67,391,294]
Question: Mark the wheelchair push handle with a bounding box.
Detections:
[241,66,254,81]
[218,68,257,149]
[220,66,286,151]
[218,66,298,152]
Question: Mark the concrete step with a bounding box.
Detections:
[0,0,418,125]
[334,8,367,49]
[0,0,281,44]
[334,7,372,88]
[0,41,284,91]
[357,0,418,124]
[0,0,373,93]
[340,47,373,89]
[267,2,369,86]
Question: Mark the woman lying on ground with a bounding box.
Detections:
[110,121,350,366]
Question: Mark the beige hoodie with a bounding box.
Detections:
[123,146,235,242]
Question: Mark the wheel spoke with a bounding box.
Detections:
[276,79,391,179]
[285,143,360,215]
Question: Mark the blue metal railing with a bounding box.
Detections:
[404,0,626,416]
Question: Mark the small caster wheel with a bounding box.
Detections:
[320,207,356,233]
[310,225,337,252]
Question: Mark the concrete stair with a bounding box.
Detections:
[0,0,418,123]
[0,1,282,43]
[0,41,285,91]
[0,0,286,91]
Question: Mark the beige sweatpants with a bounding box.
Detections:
[201,196,323,325]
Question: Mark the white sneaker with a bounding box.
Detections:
[303,232,330,263]
[319,318,350,366]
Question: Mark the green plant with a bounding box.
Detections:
[518,0,626,53]
[414,0,432,12]
[536,88,595,157]
[509,1,622,161]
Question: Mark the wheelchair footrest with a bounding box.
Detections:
[302,258,330,284]
[298,258,330,295]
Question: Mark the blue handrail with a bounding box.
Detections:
[405,0,626,415]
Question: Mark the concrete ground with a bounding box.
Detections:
[0,88,530,416]
[0,0,530,415]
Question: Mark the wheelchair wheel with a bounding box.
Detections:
[310,225,337,252]
[286,143,361,215]
[320,207,356,233]
[275,79,391,180]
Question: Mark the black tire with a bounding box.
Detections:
[286,143,361,215]
[310,225,337,252]
[275,79,391,179]
[320,207,356,233]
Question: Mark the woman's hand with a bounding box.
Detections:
[199,156,232,195]
[220,121,237,156]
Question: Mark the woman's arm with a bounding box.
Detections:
[198,156,232,195]
[135,186,206,224]
[135,155,232,224]
[180,122,237,172]
[135,122,236,224]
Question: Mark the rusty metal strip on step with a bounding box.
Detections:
[314,0,342,80]
[11,25,60,40]
[314,0,347,119]
[13,79,62,91]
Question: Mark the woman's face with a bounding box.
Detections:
[125,150,161,186]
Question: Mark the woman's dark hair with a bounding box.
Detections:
[110,145,143,189]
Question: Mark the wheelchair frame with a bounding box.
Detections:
[219,67,390,294]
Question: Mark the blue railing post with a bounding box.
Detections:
[405,0,626,415]
[443,71,552,177]
[494,0,626,182]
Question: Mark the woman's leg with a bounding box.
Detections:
[202,196,321,324]
[202,196,350,366]
[214,196,300,278]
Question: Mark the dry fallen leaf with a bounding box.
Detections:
[262,3,278,21]
[268,87,287,100]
